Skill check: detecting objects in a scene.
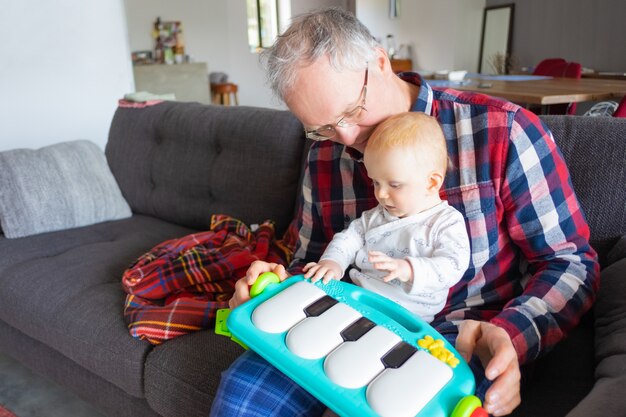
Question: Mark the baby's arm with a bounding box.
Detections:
[406,211,470,294]
[304,212,368,284]
[368,251,413,283]
[303,259,344,284]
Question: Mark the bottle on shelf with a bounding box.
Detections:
[174,26,185,64]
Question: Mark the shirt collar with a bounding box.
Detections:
[398,72,434,116]
[345,146,364,162]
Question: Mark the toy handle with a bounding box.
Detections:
[249,272,281,298]
[451,395,487,417]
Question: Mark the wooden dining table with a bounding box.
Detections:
[430,75,626,110]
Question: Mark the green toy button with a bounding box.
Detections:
[249,272,281,298]
[451,395,483,417]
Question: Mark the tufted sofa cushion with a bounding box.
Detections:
[106,102,305,236]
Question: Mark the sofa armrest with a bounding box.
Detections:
[566,257,626,417]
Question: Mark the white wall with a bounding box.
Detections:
[124,0,354,110]
[487,0,626,72]
[0,0,490,154]
[125,0,278,109]
[0,1,134,151]
[357,0,485,73]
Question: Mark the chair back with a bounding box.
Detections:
[613,96,626,118]
[532,58,567,75]
[533,59,582,115]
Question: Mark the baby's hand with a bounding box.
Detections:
[303,260,343,284]
[368,251,413,283]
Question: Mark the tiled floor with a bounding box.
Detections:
[0,352,105,417]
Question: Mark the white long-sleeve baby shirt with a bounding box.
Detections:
[320,201,470,321]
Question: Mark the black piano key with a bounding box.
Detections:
[304,295,338,317]
[340,317,376,342]
[381,341,418,369]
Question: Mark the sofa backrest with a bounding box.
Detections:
[540,115,626,265]
[105,104,624,264]
[106,102,305,235]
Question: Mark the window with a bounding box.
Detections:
[246,0,290,52]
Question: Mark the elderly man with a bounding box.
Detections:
[211,8,599,417]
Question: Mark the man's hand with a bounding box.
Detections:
[456,320,521,416]
[303,260,343,284]
[228,261,289,309]
[368,251,413,283]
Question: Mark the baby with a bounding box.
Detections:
[304,112,470,322]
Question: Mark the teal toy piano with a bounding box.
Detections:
[219,274,486,417]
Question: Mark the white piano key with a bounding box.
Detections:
[324,325,401,389]
[286,303,362,360]
[251,281,326,333]
[366,350,453,417]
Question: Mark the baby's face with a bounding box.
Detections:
[364,147,440,218]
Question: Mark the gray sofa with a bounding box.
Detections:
[0,101,624,417]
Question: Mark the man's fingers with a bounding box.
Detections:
[272,263,288,281]
[483,327,517,380]
[245,261,288,284]
[229,277,252,308]
[484,361,521,416]
[456,320,481,362]
[233,261,289,309]
[245,261,273,284]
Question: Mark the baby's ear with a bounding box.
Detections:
[428,171,444,193]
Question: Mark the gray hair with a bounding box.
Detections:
[260,8,379,101]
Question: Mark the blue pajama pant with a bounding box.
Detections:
[209,333,492,417]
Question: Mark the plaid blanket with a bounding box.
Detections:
[122,215,292,345]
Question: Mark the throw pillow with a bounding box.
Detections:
[0,140,132,238]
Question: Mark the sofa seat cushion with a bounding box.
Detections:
[0,215,197,397]
[144,330,245,417]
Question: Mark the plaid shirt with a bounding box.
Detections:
[287,73,599,365]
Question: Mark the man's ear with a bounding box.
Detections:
[375,46,391,74]
[428,171,445,193]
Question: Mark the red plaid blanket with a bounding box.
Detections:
[122,215,293,345]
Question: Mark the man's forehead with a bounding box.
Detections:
[286,64,364,126]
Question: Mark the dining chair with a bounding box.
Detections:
[613,95,626,118]
[532,59,583,115]
[532,58,567,76]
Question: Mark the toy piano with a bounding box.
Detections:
[220,273,486,417]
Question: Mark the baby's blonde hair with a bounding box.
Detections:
[365,112,448,174]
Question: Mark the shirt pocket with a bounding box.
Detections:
[444,182,498,270]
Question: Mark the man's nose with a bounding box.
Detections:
[331,125,360,145]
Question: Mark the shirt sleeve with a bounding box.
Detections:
[406,209,471,295]
[490,109,600,364]
[319,216,366,273]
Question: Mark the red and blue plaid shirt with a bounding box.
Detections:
[286,73,599,365]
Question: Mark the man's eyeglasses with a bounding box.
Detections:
[304,67,369,141]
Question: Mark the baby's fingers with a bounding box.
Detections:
[309,267,331,283]
[322,272,339,284]
[381,272,398,282]
[303,262,319,278]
